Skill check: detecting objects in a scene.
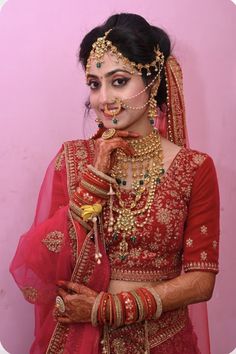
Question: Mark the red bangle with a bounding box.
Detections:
[98,292,109,325]
[137,288,157,319]
[83,171,110,191]
[74,185,102,204]
[119,291,138,324]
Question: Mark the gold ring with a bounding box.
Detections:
[55,295,66,313]
[102,128,116,140]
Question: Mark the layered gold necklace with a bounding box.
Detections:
[107,129,165,260]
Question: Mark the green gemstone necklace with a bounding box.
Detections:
[107,129,165,260]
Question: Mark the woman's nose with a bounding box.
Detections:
[99,85,111,105]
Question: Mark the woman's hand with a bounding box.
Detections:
[55,280,98,324]
[94,130,140,174]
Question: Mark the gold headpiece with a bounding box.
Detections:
[86,29,165,77]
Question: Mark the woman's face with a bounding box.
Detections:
[86,52,151,133]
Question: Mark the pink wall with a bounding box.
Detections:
[0,1,235,353]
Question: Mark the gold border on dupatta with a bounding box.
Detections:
[46,139,96,354]
[165,56,187,147]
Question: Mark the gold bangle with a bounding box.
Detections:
[113,294,123,328]
[70,210,92,231]
[69,200,82,216]
[88,165,116,184]
[131,290,145,322]
[81,179,108,198]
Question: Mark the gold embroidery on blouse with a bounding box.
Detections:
[184,261,218,272]
[21,286,38,303]
[186,238,193,247]
[193,154,206,165]
[103,150,217,282]
[76,148,88,160]
[200,251,207,261]
[42,231,64,253]
[55,151,65,171]
[157,208,171,225]
[212,240,218,249]
[200,225,208,235]
[64,139,95,197]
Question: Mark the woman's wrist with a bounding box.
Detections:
[91,287,163,328]
[87,164,116,185]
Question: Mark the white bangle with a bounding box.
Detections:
[91,292,104,327]
[147,287,163,319]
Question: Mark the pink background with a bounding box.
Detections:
[0,1,235,353]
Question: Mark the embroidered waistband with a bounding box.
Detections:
[111,267,182,282]
[102,307,188,353]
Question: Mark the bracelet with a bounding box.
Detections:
[91,292,104,326]
[147,287,163,319]
[88,165,116,184]
[83,170,110,191]
[74,185,101,205]
[91,287,163,328]
[81,179,108,199]
[69,209,92,231]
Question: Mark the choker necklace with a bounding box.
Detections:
[110,129,164,190]
[107,129,165,260]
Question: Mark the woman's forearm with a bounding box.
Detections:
[153,271,216,312]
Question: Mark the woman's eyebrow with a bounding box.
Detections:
[87,69,132,80]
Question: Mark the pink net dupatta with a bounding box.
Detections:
[10,147,110,354]
[155,56,211,354]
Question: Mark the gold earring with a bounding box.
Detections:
[95,118,104,128]
[148,79,160,126]
[148,93,158,126]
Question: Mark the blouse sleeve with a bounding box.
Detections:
[183,156,220,273]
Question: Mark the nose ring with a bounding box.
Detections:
[104,98,122,117]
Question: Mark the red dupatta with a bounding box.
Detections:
[156,55,211,354]
[10,140,110,354]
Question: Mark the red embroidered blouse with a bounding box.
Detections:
[102,147,220,282]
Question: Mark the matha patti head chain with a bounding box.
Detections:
[86,29,165,126]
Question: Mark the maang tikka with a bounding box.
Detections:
[86,29,165,78]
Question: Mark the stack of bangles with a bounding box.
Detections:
[91,287,162,328]
[69,165,116,224]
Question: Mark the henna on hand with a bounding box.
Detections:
[93,130,140,174]
[56,281,97,324]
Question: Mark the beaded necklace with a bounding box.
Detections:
[106,129,165,260]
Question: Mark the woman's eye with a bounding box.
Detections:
[87,81,100,90]
[112,78,130,87]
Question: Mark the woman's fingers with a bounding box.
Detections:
[108,139,135,156]
[57,280,81,294]
[57,287,69,300]
[57,281,97,297]
[57,316,73,324]
[99,138,135,156]
[115,130,140,138]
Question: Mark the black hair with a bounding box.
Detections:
[79,13,171,110]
